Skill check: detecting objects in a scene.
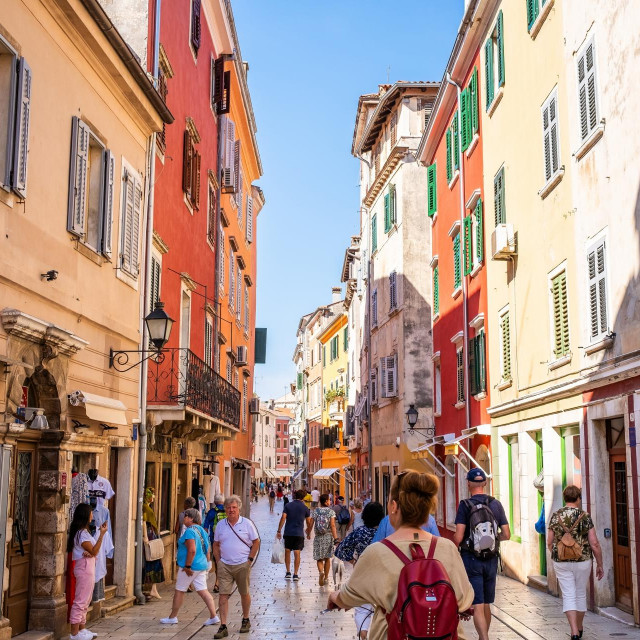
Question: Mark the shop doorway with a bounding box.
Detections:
[607,418,632,612]
[5,443,36,636]
[105,448,119,586]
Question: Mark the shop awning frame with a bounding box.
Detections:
[68,390,128,426]
[313,467,339,479]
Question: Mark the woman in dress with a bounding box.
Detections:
[142,487,165,600]
[308,493,338,586]
[547,485,604,640]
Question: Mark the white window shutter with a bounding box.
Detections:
[229,248,235,307]
[372,289,378,325]
[237,266,242,319]
[370,369,378,404]
[380,357,387,398]
[577,41,598,142]
[246,195,254,242]
[68,117,90,237]
[218,225,225,291]
[12,58,31,198]
[386,354,397,396]
[101,150,114,258]
[588,240,608,340]
[131,176,142,277]
[237,170,243,225]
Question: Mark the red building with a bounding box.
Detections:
[275,413,291,481]
[418,31,491,539]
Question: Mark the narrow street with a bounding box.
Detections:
[85,497,638,640]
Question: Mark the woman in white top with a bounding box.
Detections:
[350,499,364,531]
[67,503,107,640]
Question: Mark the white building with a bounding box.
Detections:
[252,404,277,482]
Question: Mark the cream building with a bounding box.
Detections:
[253,404,277,482]
[0,0,169,637]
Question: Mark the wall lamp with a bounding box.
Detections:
[406,404,435,438]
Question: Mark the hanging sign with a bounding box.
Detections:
[444,443,459,456]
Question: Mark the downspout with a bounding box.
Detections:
[446,73,471,433]
[135,0,161,605]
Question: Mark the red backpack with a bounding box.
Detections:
[381,537,460,640]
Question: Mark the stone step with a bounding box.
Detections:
[598,606,636,627]
[12,632,53,640]
[527,574,548,592]
[100,595,136,618]
[103,585,117,602]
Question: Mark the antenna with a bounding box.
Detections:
[386,65,391,83]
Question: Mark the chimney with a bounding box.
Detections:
[332,287,342,304]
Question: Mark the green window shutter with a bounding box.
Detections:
[470,67,479,135]
[371,214,378,252]
[433,266,439,316]
[453,234,461,290]
[552,272,570,357]
[453,111,460,169]
[485,39,494,110]
[463,216,473,276]
[494,168,505,225]
[469,336,478,396]
[460,89,469,152]
[497,11,505,87]
[323,345,326,367]
[527,0,539,31]
[384,193,391,233]
[390,184,396,225]
[343,327,348,351]
[478,331,486,392]
[501,313,511,379]
[475,199,483,263]
[427,163,437,216]
[297,373,303,389]
[446,129,453,182]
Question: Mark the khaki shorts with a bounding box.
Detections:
[217,560,251,595]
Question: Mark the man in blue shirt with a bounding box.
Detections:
[276,489,312,581]
[371,511,440,543]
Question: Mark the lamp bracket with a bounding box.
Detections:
[408,425,436,438]
[109,348,165,372]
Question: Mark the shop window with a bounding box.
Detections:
[561,426,581,489]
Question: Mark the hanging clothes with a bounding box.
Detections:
[87,474,114,508]
[70,473,89,519]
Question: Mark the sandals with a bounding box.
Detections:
[212,585,219,593]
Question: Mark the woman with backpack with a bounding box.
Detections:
[327,471,474,640]
[308,493,338,586]
[268,488,276,513]
[547,485,604,640]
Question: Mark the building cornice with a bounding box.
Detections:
[364,145,408,208]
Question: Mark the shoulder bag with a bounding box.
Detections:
[144,537,164,561]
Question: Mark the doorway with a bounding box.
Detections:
[5,443,36,636]
[606,418,632,612]
[105,448,119,586]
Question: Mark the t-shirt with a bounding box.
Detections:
[339,538,473,640]
[311,490,320,502]
[177,524,209,571]
[454,494,509,551]
[214,517,259,565]
[87,475,114,508]
[283,500,310,537]
[548,507,595,562]
[207,475,221,505]
[72,529,95,561]
[371,515,440,543]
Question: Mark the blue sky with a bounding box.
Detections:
[231,1,464,401]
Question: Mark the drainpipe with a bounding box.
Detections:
[135,0,161,605]
[446,73,471,433]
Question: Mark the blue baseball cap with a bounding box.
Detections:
[467,467,487,482]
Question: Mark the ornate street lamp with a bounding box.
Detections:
[406,404,435,438]
[334,439,341,451]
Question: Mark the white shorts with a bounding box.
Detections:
[175,567,208,592]
[354,604,374,633]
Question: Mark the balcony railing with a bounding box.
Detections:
[147,348,240,428]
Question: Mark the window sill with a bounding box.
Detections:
[433,411,442,418]
[429,211,438,225]
[454,401,466,410]
[575,123,605,161]
[452,287,462,300]
[487,86,504,118]
[539,167,565,199]
[73,238,104,266]
[465,134,480,159]
[371,323,379,333]
[497,379,512,391]
[386,223,398,237]
[0,187,14,208]
[388,305,401,317]
[529,0,554,40]
[473,391,487,400]
[469,263,482,278]
[548,353,572,371]
[448,171,459,190]
[585,335,614,356]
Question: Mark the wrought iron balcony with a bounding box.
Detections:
[147,348,240,428]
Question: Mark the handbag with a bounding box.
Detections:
[556,512,586,561]
[144,537,164,561]
[533,469,544,491]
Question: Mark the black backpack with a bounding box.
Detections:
[462,496,499,558]
[337,505,350,525]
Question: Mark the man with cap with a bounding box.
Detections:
[454,467,510,640]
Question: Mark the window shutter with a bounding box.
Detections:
[372,289,378,325]
[384,193,390,232]
[446,129,452,182]
[452,111,460,169]
[497,11,505,87]
[588,241,608,339]
[390,113,397,146]
[12,58,31,198]
[237,171,243,226]
[371,368,378,404]
[542,95,560,182]
[323,345,326,366]
[475,199,483,263]
[233,139,241,193]
[577,41,598,142]
[460,88,469,152]
[469,336,478,396]
[244,286,249,333]
[453,233,461,289]
[389,271,397,309]
[218,225,225,291]
[470,67,479,136]
[229,248,235,307]
[68,117,89,237]
[101,150,114,257]
[527,0,538,30]
[191,0,201,53]
[246,195,254,242]
[390,184,396,225]
[192,149,201,209]
[463,216,472,276]
[121,170,142,277]
[237,266,242,319]
[371,213,377,252]
[182,130,192,195]
[213,57,230,113]
[494,168,505,226]
[205,319,212,367]
[478,331,486,392]
[427,163,437,216]
[379,357,387,398]
[433,266,439,316]
[484,39,494,110]
[388,355,397,396]
[150,255,161,312]
[343,327,348,351]
[131,177,142,277]
[552,272,569,357]
[297,372,303,390]
[501,313,511,379]
[456,348,465,403]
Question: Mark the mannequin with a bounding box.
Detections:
[87,468,115,508]
[208,473,221,508]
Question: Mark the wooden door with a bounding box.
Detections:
[610,453,632,611]
[4,444,35,635]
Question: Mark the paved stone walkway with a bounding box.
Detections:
[87,497,639,639]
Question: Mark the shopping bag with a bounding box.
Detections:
[271,536,285,564]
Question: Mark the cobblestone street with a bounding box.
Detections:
[86,497,639,640]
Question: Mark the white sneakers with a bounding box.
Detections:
[203,616,221,626]
[70,629,97,640]
[160,617,179,624]
[159,616,220,626]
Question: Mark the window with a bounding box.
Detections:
[67,118,115,258]
[244,285,250,334]
[156,57,170,154]
[330,335,339,361]
[380,354,397,398]
[433,265,439,316]
[149,255,161,314]
[283,439,288,449]
[246,194,254,243]
[204,316,213,367]
[207,181,216,246]
[211,56,230,114]
[527,0,549,31]
[434,359,442,415]
[576,38,599,143]
[233,370,239,390]
[277,456,281,466]
[427,163,437,217]
[390,113,397,146]
[460,68,479,151]
[218,225,225,293]
[469,330,486,396]
[384,184,396,232]
[485,11,505,110]
[371,289,378,326]
[453,233,461,291]
[276,438,280,449]
[236,266,242,321]
[445,456,456,527]
[456,346,465,404]
[561,426,582,489]
[551,270,570,358]
[229,248,235,308]
[418,98,434,130]
[494,167,505,225]
[226,358,232,383]
[0,39,30,198]
[370,368,378,405]
[374,142,381,175]
[499,309,512,381]
[322,345,326,367]
[587,239,608,342]
[190,0,201,55]
[220,115,236,192]
[507,436,521,540]
[343,327,348,352]
[389,271,398,310]
[541,89,560,184]
[182,128,201,209]
[371,214,378,252]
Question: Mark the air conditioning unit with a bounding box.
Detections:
[249,397,260,414]
[491,223,516,260]
[221,167,235,193]
[236,345,248,365]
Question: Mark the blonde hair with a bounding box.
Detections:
[389,471,439,528]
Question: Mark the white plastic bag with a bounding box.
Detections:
[271,536,285,564]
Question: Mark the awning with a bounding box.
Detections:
[68,390,128,426]
[278,470,292,478]
[263,469,275,478]
[291,468,305,481]
[232,457,255,469]
[313,467,339,479]
[354,395,367,419]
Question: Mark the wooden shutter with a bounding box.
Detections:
[372,289,378,325]
[484,39,494,110]
[470,67,479,136]
[469,336,477,396]
[229,249,235,307]
[460,88,469,151]
[182,130,192,196]
[213,57,230,112]
[218,225,225,291]
[12,58,31,198]
[477,331,486,392]
[371,214,377,252]
[494,168,505,225]
[68,117,90,237]
[390,184,396,225]
[542,94,559,182]
[433,266,439,316]
[552,271,569,357]
[475,199,483,263]
[527,0,538,30]
[446,128,452,182]
[205,319,212,367]
[237,266,242,319]
[343,327,348,351]
[497,11,505,87]
[246,195,254,242]
[453,233,461,289]
[237,170,243,225]
[244,286,249,333]
[370,368,378,404]
[384,193,391,232]
[452,111,460,169]
[208,184,216,245]
[101,150,114,257]
[463,216,473,276]
[390,113,397,146]
[121,169,142,277]
[150,255,161,312]
[191,0,201,53]
[427,163,437,216]
[577,41,598,142]
[192,149,201,209]
[382,355,397,397]
[456,348,464,403]
[500,312,511,379]
[389,271,397,309]
[379,357,387,398]
[131,177,142,277]
[588,241,607,339]
[233,139,241,194]
[323,345,326,366]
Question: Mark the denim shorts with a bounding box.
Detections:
[461,552,499,604]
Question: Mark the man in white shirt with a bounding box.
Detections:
[212,495,260,638]
[310,487,320,509]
